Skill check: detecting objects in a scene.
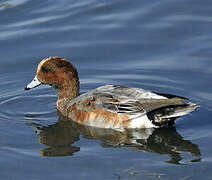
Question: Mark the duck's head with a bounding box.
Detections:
[25,56,79,92]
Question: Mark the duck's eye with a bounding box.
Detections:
[41,66,51,72]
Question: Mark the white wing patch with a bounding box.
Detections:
[129,114,156,128]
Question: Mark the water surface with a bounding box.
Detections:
[0,0,212,179]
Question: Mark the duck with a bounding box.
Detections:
[25,56,199,129]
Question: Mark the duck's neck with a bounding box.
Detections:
[56,78,79,116]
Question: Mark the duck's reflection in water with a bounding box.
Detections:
[30,113,201,164]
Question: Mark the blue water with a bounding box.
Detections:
[0,0,212,179]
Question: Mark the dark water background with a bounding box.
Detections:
[0,0,212,179]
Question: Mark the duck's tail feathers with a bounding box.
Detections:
[147,103,200,127]
[161,103,200,119]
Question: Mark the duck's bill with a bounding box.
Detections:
[25,76,41,90]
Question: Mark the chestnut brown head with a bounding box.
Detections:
[25,56,78,90]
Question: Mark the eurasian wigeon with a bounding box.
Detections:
[25,56,199,129]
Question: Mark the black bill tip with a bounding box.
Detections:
[25,87,30,91]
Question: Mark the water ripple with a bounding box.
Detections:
[0,0,211,178]
[0,90,57,122]
[0,0,29,10]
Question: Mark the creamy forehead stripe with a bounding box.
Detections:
[37,58,50,73]
[37,56,67,73]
